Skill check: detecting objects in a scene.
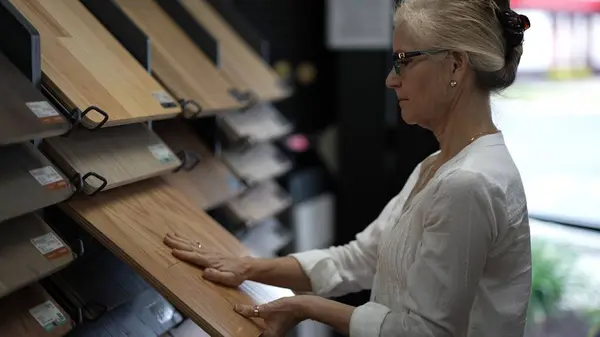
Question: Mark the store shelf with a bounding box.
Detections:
[177,0,290,101]
[224,180,292,226]
[153,119,246,210]
[0,143,73,223]
[0,51,69,145]
[0,213,74,298]
[41,124,181,195]
[106,0,245,117]
[61,177,293,337]
[218,103,292,144]
[7,0,180,128]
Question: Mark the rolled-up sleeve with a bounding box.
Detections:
[348,170,499,337]
[290,194,403,297]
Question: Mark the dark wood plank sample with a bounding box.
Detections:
[221,142,292,185]
[180,0,290,102]
[41,124,181,194]
[112,0,244,116]
[0,213,73,298]
[0,283,73,337]
[0,143,73,223]
[8,0,181,127]
[62,178,294,337]
[0,51,69,145]
[225,180,292,226]
[153,119,246,210]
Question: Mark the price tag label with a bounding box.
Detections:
[29,301,67,331]
[29,166,67,190]
[26,101,63,124]
[148,144,176,164]
[152,91,177,108]
[31,233,70,260]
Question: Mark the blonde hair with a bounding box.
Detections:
[394,0,524,91]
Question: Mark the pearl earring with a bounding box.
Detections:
[450,80,457,87]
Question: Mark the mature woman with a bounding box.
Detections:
[164,0,532,336]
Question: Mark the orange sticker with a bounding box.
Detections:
[29,166,67,190]
[39,115,64,124]
[44,247,70,260]
[31,233,70,260]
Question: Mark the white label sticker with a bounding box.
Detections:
[148,144,175,164]
[31,233,65,255]
[29,301,67,331]
[29,166,64,186]
[26,101,60,118]
[152,91,177,108]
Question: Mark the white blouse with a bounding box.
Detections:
[291,133,532,337]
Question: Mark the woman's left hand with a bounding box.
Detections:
[234,296,308,337]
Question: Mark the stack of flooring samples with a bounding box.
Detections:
[8,0,180,128]
[110,0,244,116]
[0,284,73,337]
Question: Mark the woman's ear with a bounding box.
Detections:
[449,51,469,77]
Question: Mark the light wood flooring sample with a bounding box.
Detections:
[180,0,290,102]
[0,143,73,223]
[0,283,73,337]
[8,0,180,128]
[62,178,294,337]
[153,119,246,210]
[113,0,244,115]
[42,124,181,194]
[225,180,292,225]
[218,103,292,143]
[221,142,292,185]
[0,51,69,145]
[0,213,73,298]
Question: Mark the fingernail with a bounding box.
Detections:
[233,304,240,312]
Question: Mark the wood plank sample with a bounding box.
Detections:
[112,0,244,115]
[218,103,292,143]
[153,119,246,210]
[62,178,294,337]
[225,180,292,226]
[180,0,290,102]
[0,283,73,337]
[0,143,73,223]
[221,142,292,185]
[41,124,181,194]
[8,0,180,128]
[0,213,73,298]
[0,51,69,145]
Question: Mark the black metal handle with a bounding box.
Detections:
[82,301,108,322]
[70,172,107,196]
[179,99,203,117]
[81,105,109,129]
[174,150,202,172]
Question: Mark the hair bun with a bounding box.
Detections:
[496,9,531,52]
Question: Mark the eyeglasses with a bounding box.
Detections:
[392,49,447,75]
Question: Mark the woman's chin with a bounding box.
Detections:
[400,109,418,125]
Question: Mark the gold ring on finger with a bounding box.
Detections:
[195,241,202,249]
[253,305,260,317]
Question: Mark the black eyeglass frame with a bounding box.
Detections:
[392,49,448,74]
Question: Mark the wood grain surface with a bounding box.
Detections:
[153,119,246,210]
[41,124,181,194]
[113,0,244,116]
[218,103,292,143]
[62,178,294,337]
[0,51,69,145]
[225,180,292,226]
[180,0,290,102]
[0,213,73,298]
[221,142,292,185]
[0,143,73,223]
[0,283,73,337]
[8,0,181,127]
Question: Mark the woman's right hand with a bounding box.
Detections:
[163,233,251,287]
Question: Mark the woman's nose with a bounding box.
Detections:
[386,69,400,89]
